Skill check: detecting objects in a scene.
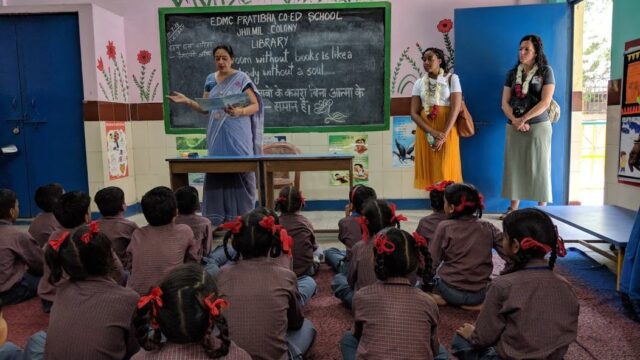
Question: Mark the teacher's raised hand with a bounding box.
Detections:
[166,91,190,104]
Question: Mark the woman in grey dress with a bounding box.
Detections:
[500,34,555,218]
[168,45,263,226]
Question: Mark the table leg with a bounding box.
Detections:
[617,246,625,292]
[265,171,275,209]
[170,173,189,191]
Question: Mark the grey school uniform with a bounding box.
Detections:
[131,341,251,360]
[98,215,139,270]
[351,277,441,360]
[127,223,198,295]
[38,228,127,302]
[44,277,139,360]
[217,257,308,360]
[175,213,213,259]
[339,215,364,261]
[0,220,44,292]
[430,216,504,293]
[28,212,62,247]
[279,213,316,277]
[415,212,449,241]
[461,268,579,359]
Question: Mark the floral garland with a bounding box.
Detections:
[422,68,444,120]
[515,64,538,99]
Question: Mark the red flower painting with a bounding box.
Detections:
[97,57,104,72]
[106,40,116,59]
[437,19,453,33]
[137,50,151,65]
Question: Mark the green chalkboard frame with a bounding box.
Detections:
[159,2,391,134]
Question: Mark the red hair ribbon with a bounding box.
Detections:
[520,237,552,254]
[453,195,477,213]
[349,185,362,202]
[356,216,369,241]
[554,226,567,257]
[277,196,287,204]
[279,228,293,257]
[374,233,395,254]
[389,203,407,224]
[49,231,70,251]
[425,180,454,192]
[138,287,164,329]
[204,294,228,319]
[412,232,429,248]
[80,221,100,244]
[259,215,281,234]
[220,216,243,234]
[477,193,486,211]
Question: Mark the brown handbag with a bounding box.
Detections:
[449,74,475,137]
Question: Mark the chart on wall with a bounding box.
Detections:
[159,2,390,134]
[619,45,640,185]
[329,134,368,186]
[391,116,416,168]
[106,122,129,180]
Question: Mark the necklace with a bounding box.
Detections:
[421,68,444,121]
[515,64,538,99]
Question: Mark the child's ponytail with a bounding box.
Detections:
[202,294,230,358]
[134,286,164,351]
[412,232,435,292]
[274,186,305,214]
[44,231,71,285]
[220,208,290,260]
[220,216,243,262]
[444,183,484,219]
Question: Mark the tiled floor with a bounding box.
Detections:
[17,209,617,272]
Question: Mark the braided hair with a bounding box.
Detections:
[372,228,434,291]
[220,207,291,261]
[44,222,114,284]
[361,200,401,240]
[503,208,563,272]
[444,183,484,219]
[134,263,231,358]
[274,186,304,214]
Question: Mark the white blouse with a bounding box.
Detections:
[411,73,462,106]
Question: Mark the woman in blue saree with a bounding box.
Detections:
[168,44,263,227]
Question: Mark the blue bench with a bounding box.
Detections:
[536,205,638,290]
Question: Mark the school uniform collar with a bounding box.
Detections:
[102,214,125,220]
[350,211,361,217]
[383,277,411,286]
[0,219,12,226]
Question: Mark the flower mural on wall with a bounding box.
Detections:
[96,40,129,102]
[133,49,160,102]
[391,18,456,95]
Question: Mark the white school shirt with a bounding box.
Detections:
[412,73,462,106]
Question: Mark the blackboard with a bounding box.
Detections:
[159,3,390,134]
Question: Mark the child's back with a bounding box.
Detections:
[278,212,315,277]
[28,183,64,247]
[127,223,197,294]
[470,269,578,359]
[174,186,213,259]
[415,212,448,241]
[95,187,139,269]
[348,240,377,291]
[217,258,300,360]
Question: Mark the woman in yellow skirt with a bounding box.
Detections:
[410,47,463,189]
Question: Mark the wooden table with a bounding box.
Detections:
[536,205,638,290]
[166,153,354,208]
[261,154,354,209]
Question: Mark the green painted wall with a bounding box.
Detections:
[611,0,640,79]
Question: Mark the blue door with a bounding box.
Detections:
[455,3,572,211]
[0,14,87,217]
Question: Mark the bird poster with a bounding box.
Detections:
[392,116,416,168]
[329,134,369,186]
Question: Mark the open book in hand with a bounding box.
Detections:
[195,93,251,112]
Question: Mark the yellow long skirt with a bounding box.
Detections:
[414,106,463,189]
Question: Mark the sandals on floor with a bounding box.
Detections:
[498,207,513,220]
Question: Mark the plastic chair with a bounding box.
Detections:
[262,142,302,190]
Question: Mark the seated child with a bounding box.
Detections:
[415,181,453,240]
[0,189,43,305]
[333,200,405,309]
[174,186,213,263]
[38,191,126,312]
[133,263,250,359]
[217,208,316,360]
[95,186,139,270]
[275,186,319,277]
[127,186,198,295]
[428,183,505,309]
[28,183,64,247]
[324,185,377,273]
[39,225,140,359]
[452,208,579,360]
[340,228,448,360]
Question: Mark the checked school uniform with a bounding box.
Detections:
[325,214,363,273]
[131,341,251,360]
[98,215,139,270]
[175,213,213,260]
[28,212,62,247]
[415,211,449,241]
[278,213,317,277]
